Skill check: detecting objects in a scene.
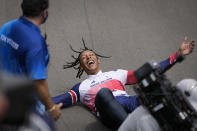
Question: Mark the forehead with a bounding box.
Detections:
[80,50,96,57]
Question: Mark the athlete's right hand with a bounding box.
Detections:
[48,103,63,120]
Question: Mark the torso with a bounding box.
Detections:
[78,70,129,112]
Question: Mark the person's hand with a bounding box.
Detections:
[178,36,195,56]
[48,103,63,120]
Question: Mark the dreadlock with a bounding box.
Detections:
[63,38,110,78]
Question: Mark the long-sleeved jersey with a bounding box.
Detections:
[53,52,179,116]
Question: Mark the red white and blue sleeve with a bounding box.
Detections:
[126,52,179,85]
[159,52,179,72]
[52,83,80,108]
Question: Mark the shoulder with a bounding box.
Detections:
[106,69,128,80]
[79,79,89,86]
[107,69,128,74]
[72,82,81,90]
[16,18,44,47]
[0,20,18,33]
[2,19,44,48]
[76,78,93,90]
[3,19,18,26]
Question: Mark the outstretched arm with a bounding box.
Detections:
[126,37,195,85]
[52,83,80,108]
[159,37,195,72]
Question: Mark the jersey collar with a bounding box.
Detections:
[19,16,41,34]
[87,70,102,80]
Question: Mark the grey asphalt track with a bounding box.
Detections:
[1,0,197,131]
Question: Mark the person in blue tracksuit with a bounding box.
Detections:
[0,0,62,120]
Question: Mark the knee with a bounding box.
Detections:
[95,88,114,105]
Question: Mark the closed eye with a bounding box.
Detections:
[81,56,86,60]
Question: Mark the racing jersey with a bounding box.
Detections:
[53,52,179,116]
[0,16,49,80]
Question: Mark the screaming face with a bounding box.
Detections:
[79,50,101,75]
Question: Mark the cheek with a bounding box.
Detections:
[80,58,85,64]
[96,59,100,64]
[80,60,88,68]
[80,62,85,67]
[98,59,100,64]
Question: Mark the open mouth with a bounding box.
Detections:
[88,60,94,66]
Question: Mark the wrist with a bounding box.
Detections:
[46,102,55,111]
[47,105,56,112]
[177,49,182,56]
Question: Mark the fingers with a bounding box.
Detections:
[57,103,63,108]
[184,36,188,42]
[180,37,195,55]
[191,40,195,46]
[189,41,195,48]
[184,37,195,46]
[188,41,195,54]
[50,103,63,120]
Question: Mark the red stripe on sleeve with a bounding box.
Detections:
[170,52,178,64]
[68,90,77,104]
[126,71,137,85]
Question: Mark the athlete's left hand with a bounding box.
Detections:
[178,36,195,55]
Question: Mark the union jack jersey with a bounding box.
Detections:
[53,52,179,116]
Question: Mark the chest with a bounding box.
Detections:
[79,73,125,96]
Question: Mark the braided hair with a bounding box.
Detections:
[63,38,110,78]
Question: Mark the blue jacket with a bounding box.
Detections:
[0,16,49,80]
